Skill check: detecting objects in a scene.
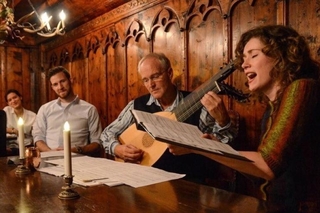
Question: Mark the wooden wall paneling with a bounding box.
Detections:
[150,6,186,90]
[36,46,49,110]
[70,42,87,101]
[104,30,127,125]
[276,0,287,25]
[185,1,225,93]
[48,52,59,67]
[26,49,36,112]
[21,48,33,111]
[124,19,149,102]
[86,35,108,128]
[0,47,33,111]
[0,47,7,108]
[59,48,71,66]
[6,47,23,91]
[8,48,30,109]
[47,51,59,101]
[70,59,87,101]
[287,0,320,62]
[28,48,41,113]
[38,71,47,110]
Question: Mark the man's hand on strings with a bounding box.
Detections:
[115,144,144,163]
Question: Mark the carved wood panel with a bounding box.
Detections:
[0,47,33,111]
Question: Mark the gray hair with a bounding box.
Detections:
[138,53,171,73]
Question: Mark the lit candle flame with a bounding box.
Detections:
[59,10,66,21]
[59,10,66,29]
[64,121,70,131]
[18,117,24,125]
[41,12,51,31]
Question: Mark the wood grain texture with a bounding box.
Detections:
[0,157,267,213]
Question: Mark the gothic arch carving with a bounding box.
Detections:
[123,19,148,46]
[103,30,121,54]
[86,35,101,57]
[228,0,256,18]
[185,0,223,27]
[149,6,182,40]
[49,52,58,67]
[248,0,256,6]
[71,42,84,61]
[59,48,70,65]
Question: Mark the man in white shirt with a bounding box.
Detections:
[33,66,102,157]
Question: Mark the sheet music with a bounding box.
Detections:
[40,156,184,188]
[132,109,250,161]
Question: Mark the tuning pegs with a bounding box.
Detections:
[217,81,250,103]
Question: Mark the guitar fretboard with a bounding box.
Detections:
[172,62,235,122]
[173,81,220,122]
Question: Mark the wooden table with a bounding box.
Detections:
[0,157,267,213]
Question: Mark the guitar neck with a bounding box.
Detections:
[173,80,220,122]
[172,62,235,122]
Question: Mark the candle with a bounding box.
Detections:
[41,12,51,31]
[59,10,66,29]
[17,117,25,159]
[63,121,72,176]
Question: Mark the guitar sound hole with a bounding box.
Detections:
[142,133,154,148]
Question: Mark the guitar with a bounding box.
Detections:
[118,62,249,166]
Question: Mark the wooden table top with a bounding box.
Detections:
[0,157,267,213]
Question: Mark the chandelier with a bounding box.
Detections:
[0,0,66,44]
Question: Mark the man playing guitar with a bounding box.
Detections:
[100,52,238,185]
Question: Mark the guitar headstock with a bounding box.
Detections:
[217,81,250,103]
[216,61,235,82]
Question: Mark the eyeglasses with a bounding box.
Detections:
[141,71,166,84]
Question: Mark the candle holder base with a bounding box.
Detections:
[15,158,31,175]
[58,176,80,200]
[15,164,31,175]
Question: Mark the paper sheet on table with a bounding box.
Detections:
[40,150,77,158]
[38,165,64,176]
[41,156,185,188]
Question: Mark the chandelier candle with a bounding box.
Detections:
[63,122,72,177]
[17,117,25,159]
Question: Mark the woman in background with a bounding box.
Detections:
[168,25,320,212]
[4,89,36,155]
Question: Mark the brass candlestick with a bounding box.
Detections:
[58,175,80,200]
[15,158,31,175]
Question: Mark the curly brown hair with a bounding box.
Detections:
[234,25,320,102]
